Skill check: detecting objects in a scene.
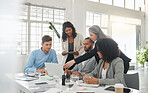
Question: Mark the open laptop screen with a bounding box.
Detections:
[45,63,63,77]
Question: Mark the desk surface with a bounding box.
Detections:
[8,73,140,93]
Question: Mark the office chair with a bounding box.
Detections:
[124,72,139,90]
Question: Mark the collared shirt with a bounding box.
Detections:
[102,68,107,79]
[101,63,109,79]
[24,48,58,73]
[93,40,97,49]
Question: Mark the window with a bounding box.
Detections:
[18,5,28,20]
[86,11,108,36]
[88,0,145,11]
[30,6,42,21]
[16,21,28,55]
[110,15,141,63]
[114,0,124,7]
[101,14,108,28]
[17,4,65,55]
[100,0,112,5]
[125,0,134,9]
[135,0,144,11]
[146,0,148,5]
[43,8,53,22]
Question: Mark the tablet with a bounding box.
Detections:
[65,51,76,54]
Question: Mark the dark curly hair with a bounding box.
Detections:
[62,21,77,42]
[96,38,119,63]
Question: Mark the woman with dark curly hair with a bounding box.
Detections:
[61,21,84,70]
[83,38,126,86]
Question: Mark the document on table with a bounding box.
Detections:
[15,73,38,81]
[78,83,99,87]
[29,81,56,92]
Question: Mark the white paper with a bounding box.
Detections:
[78,83,99,87]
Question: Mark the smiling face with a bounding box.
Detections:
[41,41,52,54]
[89,32,97,41]
[65,27,73,37]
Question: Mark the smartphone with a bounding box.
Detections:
[123,88,131,93]
[104,86,115,91]
[104,86,131,93]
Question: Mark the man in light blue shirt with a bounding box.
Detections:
[24,35,58,73]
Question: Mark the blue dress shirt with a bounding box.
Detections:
[24,48,58,73]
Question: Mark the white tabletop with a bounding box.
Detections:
[7,73,140,93]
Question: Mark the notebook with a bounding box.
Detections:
[45,63,63,77]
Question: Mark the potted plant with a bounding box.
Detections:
[136,47,148,67]
[49,22,60,39]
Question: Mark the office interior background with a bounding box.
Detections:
[0,0,148,93]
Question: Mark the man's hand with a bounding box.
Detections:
[45,70,48,75]
[63,60,76,69]
[83,73,98,84]
[36,68,46,73]
[83,73,89,81]
[64,69,71,75]
[72,71,82,76]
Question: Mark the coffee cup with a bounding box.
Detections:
[114,83,124,93]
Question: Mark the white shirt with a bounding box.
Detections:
[102,68,107,79]
[93,40,97,49]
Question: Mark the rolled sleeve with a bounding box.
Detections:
[24,52,36,73]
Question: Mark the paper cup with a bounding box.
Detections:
[114,83,124,93]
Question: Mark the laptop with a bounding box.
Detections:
[45,63,64,77]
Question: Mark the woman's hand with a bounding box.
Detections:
[62,51,67,56]
[64,69,71,75]
[63,60,76,69]
[72,71,82,76]
[83,73,98,84]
